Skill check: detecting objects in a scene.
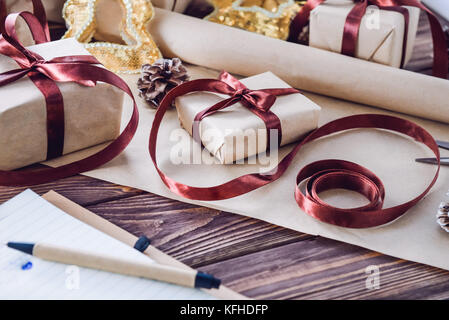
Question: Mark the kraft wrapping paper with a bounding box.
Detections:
[0,38,123,170]
[46,10,449,271]
[309,0,420,68]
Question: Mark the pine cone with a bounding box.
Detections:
[437,202,449,233]
[137,58,189,108]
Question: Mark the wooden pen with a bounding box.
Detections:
[7,242,221,290]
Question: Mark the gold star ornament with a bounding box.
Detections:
[63,0,162,74]
[205,0,306,40]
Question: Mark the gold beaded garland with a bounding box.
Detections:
[205,0,306,40]
[63,0,162,74]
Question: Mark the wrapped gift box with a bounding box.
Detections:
[175,72,321,164]
[0,38,124,170]
[309,0,420,68]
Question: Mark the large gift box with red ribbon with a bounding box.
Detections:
[308,0,420,68]
[0,37,124,171]
[175,71,321,164]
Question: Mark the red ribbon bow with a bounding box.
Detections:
[288,0,448,78]
[192,71,299,150]
[0,6,139,186]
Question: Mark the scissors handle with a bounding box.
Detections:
[437,140,449,150]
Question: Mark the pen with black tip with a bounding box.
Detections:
[7,242,221,290]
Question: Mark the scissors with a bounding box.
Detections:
[415,140,449,166]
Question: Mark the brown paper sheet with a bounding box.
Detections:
[45,10,449,272]
[43,190,245,300]
[45,66,449,273]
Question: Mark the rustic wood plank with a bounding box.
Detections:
[0,166,144,206]
[85,194,313,267]
[200,237,449,300]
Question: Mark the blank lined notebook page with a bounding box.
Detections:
[0,189,215,300]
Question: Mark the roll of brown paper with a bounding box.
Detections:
[149,8,449,123]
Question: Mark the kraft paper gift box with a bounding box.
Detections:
[308,0,420,68]
[0,38,124,171]
[175,72,321,164]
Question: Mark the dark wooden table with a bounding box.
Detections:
[1,13,448,300]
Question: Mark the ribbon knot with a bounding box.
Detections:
[232,88,250,97]
[219,71,281,113]
[192,71,300,151]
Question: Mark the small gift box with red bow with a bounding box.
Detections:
[308,0,420,68]
[0,37,124,170]
[175,71,321,164]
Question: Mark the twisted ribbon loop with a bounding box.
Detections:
[192,71,298,149]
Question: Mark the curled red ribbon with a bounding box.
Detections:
[0,7,139,186]
[288,0,448,78]
[192,71,299,150]
[0,0,49,38]
[149,76,441,228]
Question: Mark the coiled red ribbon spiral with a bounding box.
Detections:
[149,78,441,229]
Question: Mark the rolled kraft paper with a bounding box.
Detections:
[149,8,449,124]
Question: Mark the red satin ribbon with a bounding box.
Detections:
[288,0,448,78]
[149,77,441,228]
[0,0,49,39]
[0,7,139,186]
[192,71,299,150]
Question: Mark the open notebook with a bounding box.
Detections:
[0,190,216,300]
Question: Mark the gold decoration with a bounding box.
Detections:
[205,0,306,40]
[63,0,162,74]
